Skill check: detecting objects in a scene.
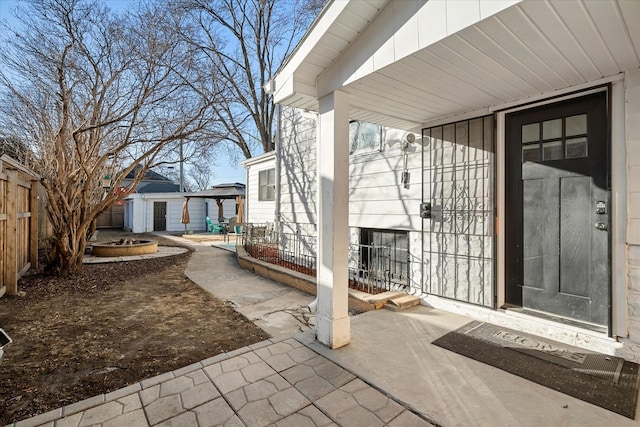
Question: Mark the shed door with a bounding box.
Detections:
[505,91,609,326]
[153,202,167,231]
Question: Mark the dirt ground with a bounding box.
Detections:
[0,232,270,425]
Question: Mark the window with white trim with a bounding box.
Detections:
[258,168,275,201]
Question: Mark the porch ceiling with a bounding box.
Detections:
[281,0,640,130]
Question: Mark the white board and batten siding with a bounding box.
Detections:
[242,151,276,224]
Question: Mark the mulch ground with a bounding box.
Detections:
[0,233,270,425]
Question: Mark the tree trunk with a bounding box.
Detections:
[45,206,91,276]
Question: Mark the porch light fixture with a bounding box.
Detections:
[401,133,415,189]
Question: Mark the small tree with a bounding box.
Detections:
[0,0,216,275]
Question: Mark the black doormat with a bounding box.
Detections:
[432,321,640,419]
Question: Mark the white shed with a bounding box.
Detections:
[124,193,207,233]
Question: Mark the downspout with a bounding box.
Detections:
[244,167,250,224]
[275,104,282,228]
[143,194,149,232]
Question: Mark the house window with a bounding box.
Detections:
[258,168,275,201]
[350,120,382,154]
[360,228,409,287]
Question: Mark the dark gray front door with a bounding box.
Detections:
[153,202,167,231]
[505,91,609,326]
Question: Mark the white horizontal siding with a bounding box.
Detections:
[348,136,422,230]
[247,201,274,224]
[279,106,424,233]
[245,156,276,224]
[278,107,428,294]
[163,198,206,233]
[279,108,318,228]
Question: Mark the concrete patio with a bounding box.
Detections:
[7,236,639,426]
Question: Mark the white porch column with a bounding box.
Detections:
[316,90,350,349]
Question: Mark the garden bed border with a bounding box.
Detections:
[236,245,374,313]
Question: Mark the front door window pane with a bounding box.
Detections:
[543,119,562,140]
[522,145,540,162]
[543,140,563,161]
[566,137,588,159]
[522,123,539,143]
[566,114,587,136]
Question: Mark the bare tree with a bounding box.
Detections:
[154,155,216,192]
[187,159,217,191]
[0,136,32,165]
[175,0,319,159]
[0,0,216,275]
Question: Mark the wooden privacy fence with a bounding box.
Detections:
[0,155,39,297]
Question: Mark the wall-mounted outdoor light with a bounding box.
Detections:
[401,133,415,189]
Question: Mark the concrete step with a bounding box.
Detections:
[363,291,406,309]
[384,295,421,312]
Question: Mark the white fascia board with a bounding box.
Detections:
[140,192,187,200]
[273,0,351,105]
[273,75,297,104]
[240,151,277,168]
[275,0,349,80]
[273,68,324,106]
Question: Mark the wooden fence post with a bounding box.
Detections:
[30,179,39,269]
[5,167,18,295]
[0,166,5,298]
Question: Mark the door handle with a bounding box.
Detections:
[595,222,607,231]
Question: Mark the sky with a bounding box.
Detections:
[0,0,250,186]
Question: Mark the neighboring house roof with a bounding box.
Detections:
[272,0,640,129]
[124,165,173,182]
[120,165,181,193]
[136,182,181,193]
[186,183,245,199]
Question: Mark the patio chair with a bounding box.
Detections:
[223,217,239,243]
[228,216,237,230]
[206,217,225,234]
